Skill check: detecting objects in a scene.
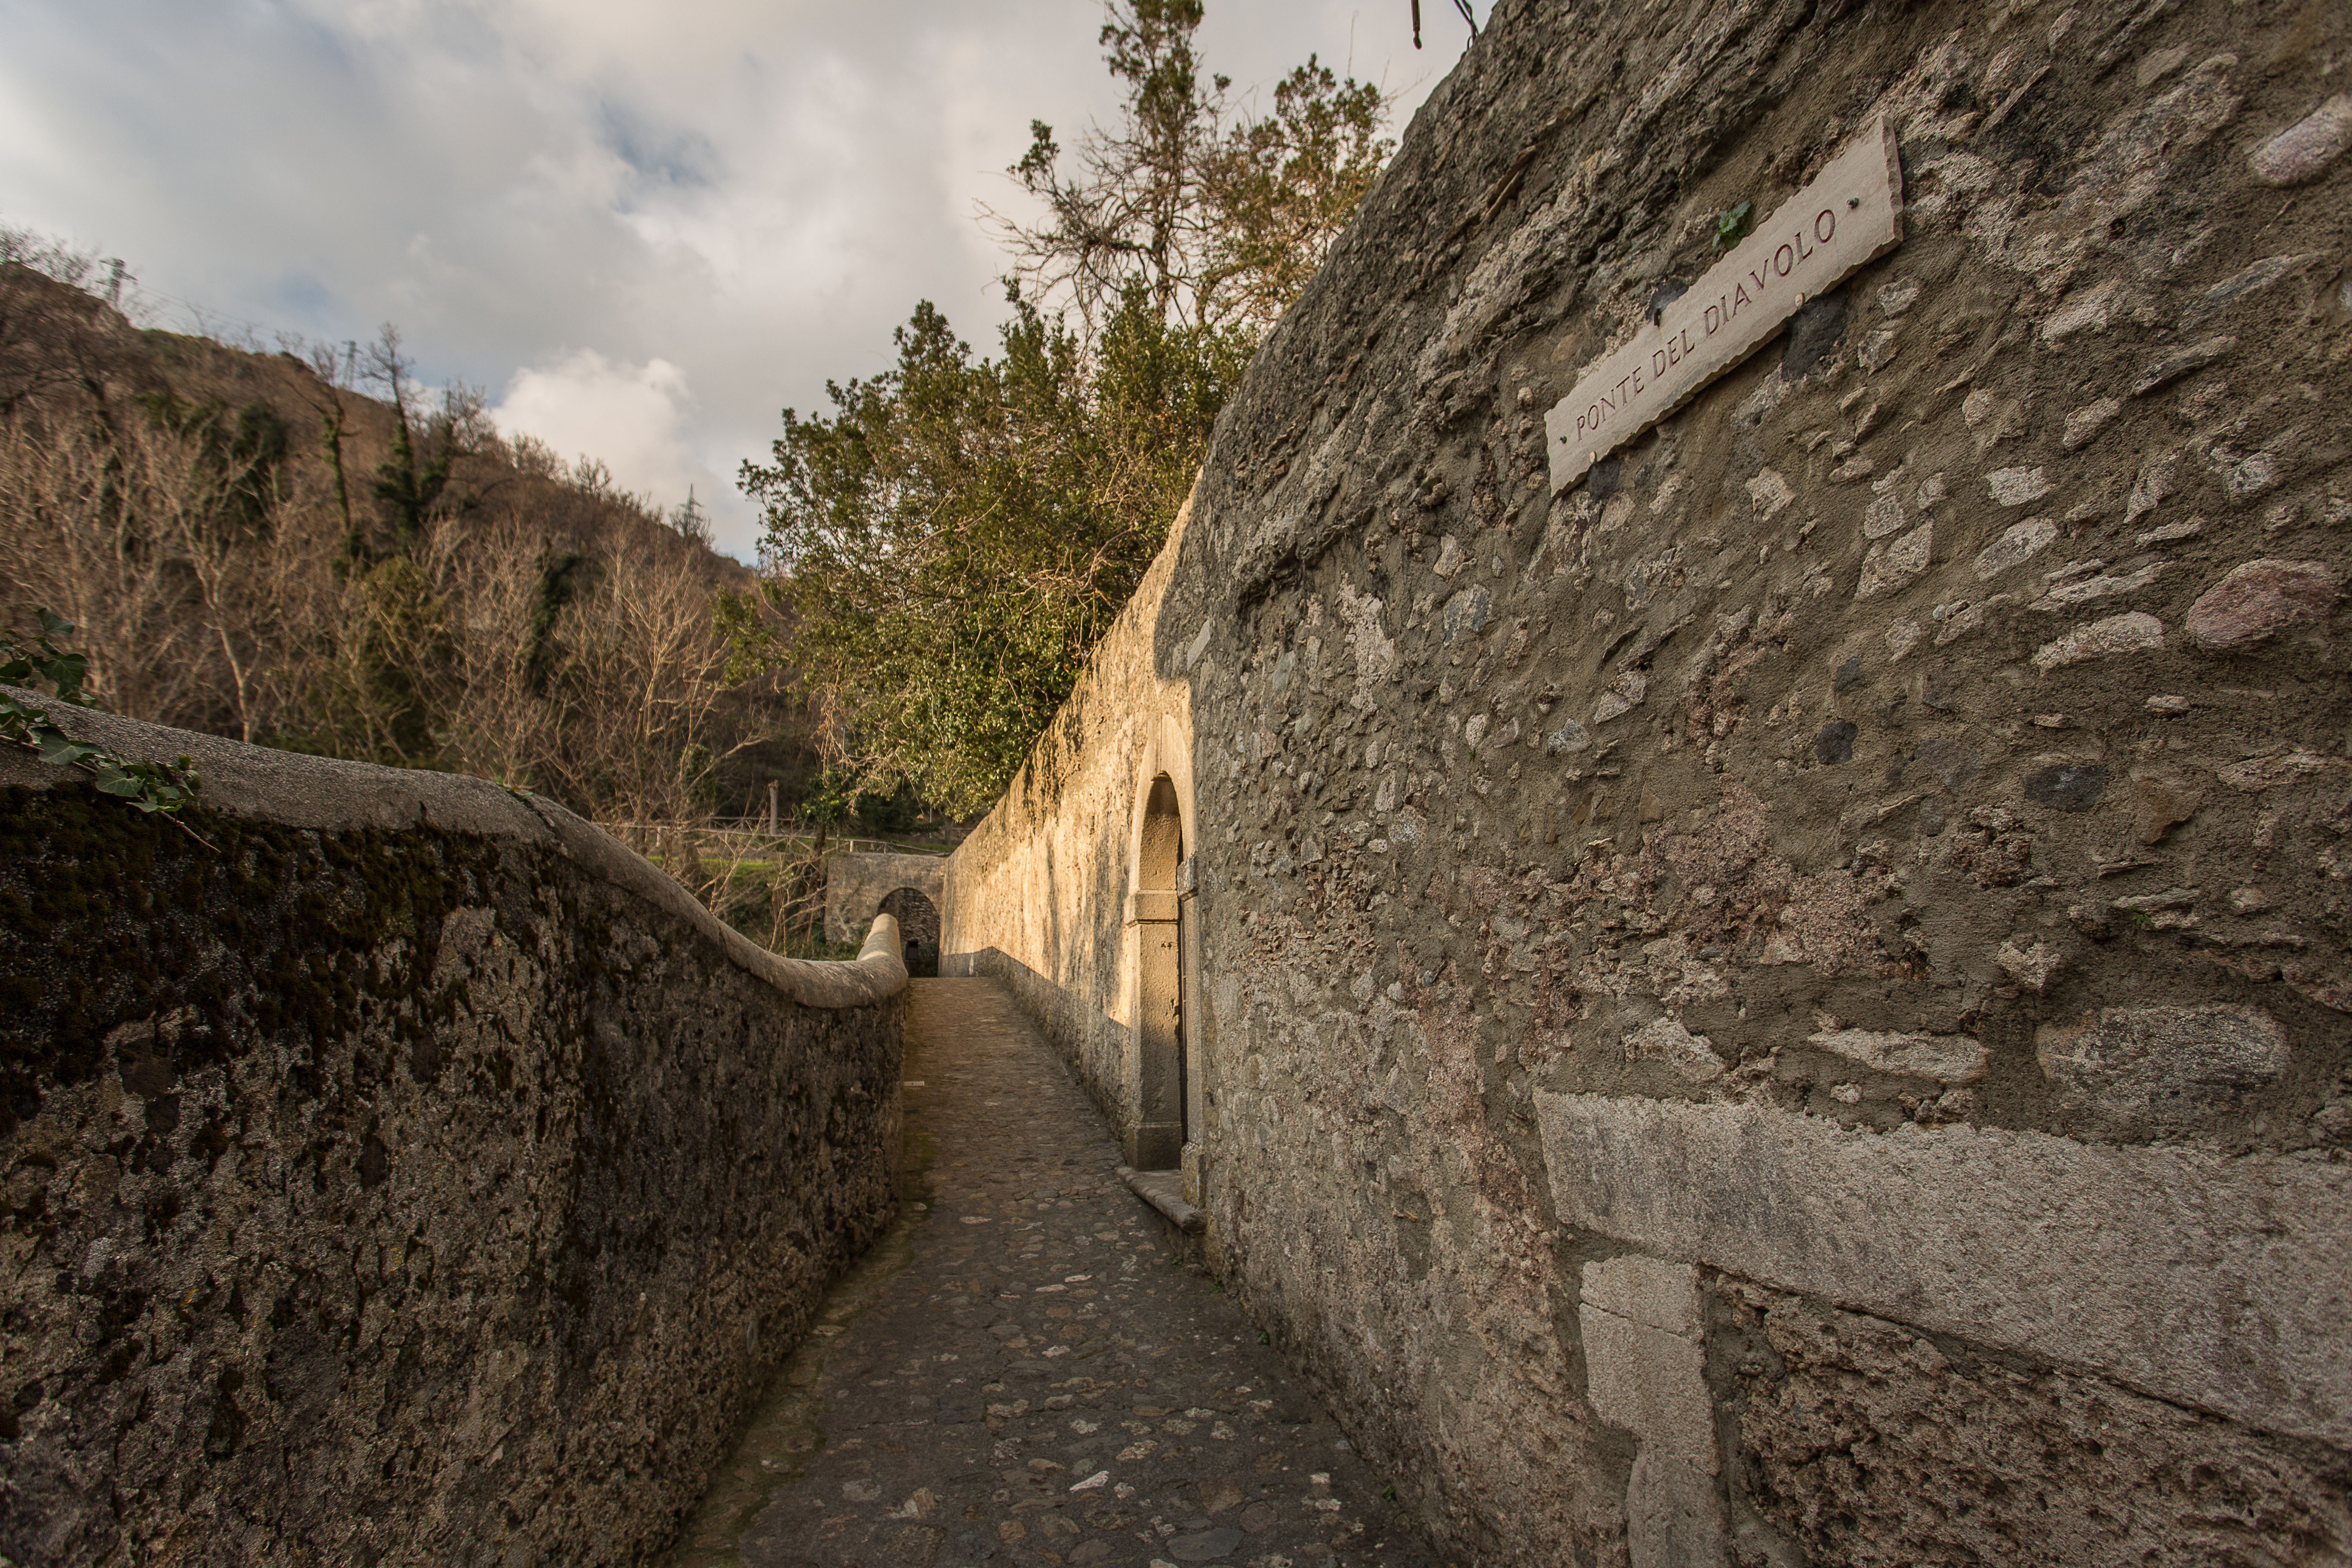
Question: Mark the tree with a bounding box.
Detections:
[746,3,1388,816]
[990,0,1390,337]
[741,288,1247,817]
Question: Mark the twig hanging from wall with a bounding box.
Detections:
[1411,0,1477,49]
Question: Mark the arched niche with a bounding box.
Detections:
[1127,773,1186,1170]
[879,886,939,977]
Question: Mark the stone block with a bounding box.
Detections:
[2184,558,2338,649]
[1582,1253,1703,1338]
[1534,1092,2352,1445]
[1736,1285,2349,1568]
[1580,1300,1713,1465]
[2034,1003,2287,1135]
[2249,94,2352,186]
[1627,1451,1729,1568]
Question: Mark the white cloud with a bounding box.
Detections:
[0,0,1486,562]
[490,349,739,533]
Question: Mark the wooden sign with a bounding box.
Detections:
[1547,117,1905,492]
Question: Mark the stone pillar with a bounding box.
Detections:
[1579,1255,1727,1568]
[1127,888,1184,1169]
[1177,854,1207,1207]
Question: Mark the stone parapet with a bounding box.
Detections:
[0,700,907,1565]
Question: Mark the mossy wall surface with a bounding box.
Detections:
[0,778,903,1566]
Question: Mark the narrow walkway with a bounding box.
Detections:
[670,978,1438,1568]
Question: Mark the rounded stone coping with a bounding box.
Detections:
[0,687,908,1010]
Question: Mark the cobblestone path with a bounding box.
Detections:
[670,978,1440,1568]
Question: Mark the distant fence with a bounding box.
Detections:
[597,822,952,859]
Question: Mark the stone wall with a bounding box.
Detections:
[0,699,908,1566]
[824,849,947,950]
[942,504,1198,1171]
[942,0,2352,1561]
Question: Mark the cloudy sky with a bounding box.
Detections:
[0,0,1484,558]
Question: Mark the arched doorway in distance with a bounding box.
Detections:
[879,886,939,977]
[1129,774,1184,1169]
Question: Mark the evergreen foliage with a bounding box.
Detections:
[740,1,1389,816]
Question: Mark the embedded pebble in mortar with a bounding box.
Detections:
[1987,467,2053,506]
[1808,1028,1989,1085]
[2036,1004,2289,1136]
[1974,518,2058,577]
[1748,467,1795,520]
[2249,94,2352,186]
[1997,937,2067,992]
[1858,524,1934,598]
[2133,336,2235,397]
[2033,612,2166,670]
[1546,719,1592,754]
[2063,398,2122,450]
[2035,563,2166,611]
[2136,519,2203,547]
[2124,453,2179,526]
[2040,281,2119,343]
[1623,1018,1729,1083]
[2023,763,2109,813]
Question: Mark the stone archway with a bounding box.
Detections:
[1128,774,1185,1170]
[879,886,939,977]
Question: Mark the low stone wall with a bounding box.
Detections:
[0,698,908,1566]
[945,0,2352,1561]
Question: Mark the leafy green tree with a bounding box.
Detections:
[741,291,1246,817]
[744,1,1387,816]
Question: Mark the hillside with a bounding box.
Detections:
[0,261,821,826]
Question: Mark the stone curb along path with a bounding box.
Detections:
[669,980,1441,1568]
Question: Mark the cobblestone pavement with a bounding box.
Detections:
[670,978,1441,1568]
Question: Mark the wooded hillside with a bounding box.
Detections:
[0,258,816,828]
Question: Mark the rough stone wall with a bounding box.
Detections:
[0,702,908,1566]
[943,0,2352,1562]
[941,508,1196,1165]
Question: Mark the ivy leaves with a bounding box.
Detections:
[3,607,90,702]
[2,609,208,836]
